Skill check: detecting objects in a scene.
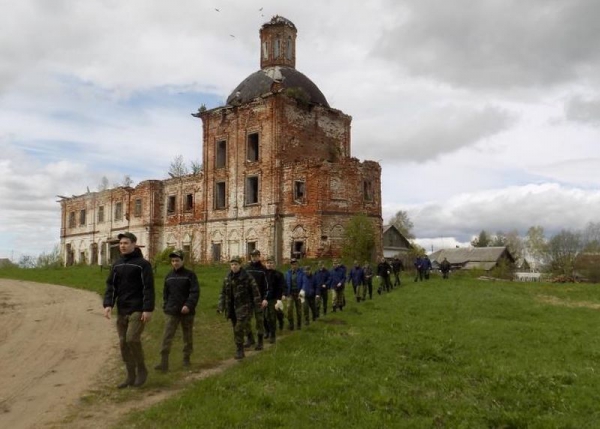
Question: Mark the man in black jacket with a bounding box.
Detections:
[154,250,199,372]
[264,256,284,344]
[245,249,268,350]
[103,232,155,388]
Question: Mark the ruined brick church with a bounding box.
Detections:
[59,16,382,265]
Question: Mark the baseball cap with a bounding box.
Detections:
[117,232,137,242]
[290,258,298,264]
[250,249,261,256]
[169,250,184,259]
[266,256,275,262]
[230,256,241,263]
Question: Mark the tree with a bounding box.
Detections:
[98,176,110,191]
[122,175,133,187]
[524,226,547,270]
[36,245,62,268]
[505,229,524,260]
[490,231,507,247]
[190,160,203,175]
[546,229,583,277]
[471,230,490,247]
[582,221,600,253]
[389,210,414,239]
[169,155,189,177]
[342,214,377,262]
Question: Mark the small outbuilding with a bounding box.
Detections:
[429,246,515,272]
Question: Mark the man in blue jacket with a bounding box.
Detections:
[348,260,365,302]
[330,260,347,312]
[314,261,330,316]
[103,232,155,388]
[284,258,303,330]
[301,265,319,325]
[154,250,199,372]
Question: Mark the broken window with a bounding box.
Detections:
[215,181,226,209]
[185,193,193,211]
[79,209,86,226]
[134,199,142,217]
[115,202,123,220]
[292,241,305,259]
[98,206,104,223]
[212,242,222,262]
[167,195,176,213]
[68,211,75,228]
[245,176,259,205]
[246,242,257,259]
[183,244,191,260]
[262,41,268,60]
[247,133,259,162]
[294,180,306,203]
[363,180,374,202]
[216,140,226,169]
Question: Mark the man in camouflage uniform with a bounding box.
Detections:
[218,256,262,360]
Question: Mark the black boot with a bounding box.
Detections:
[130,342,148,387]
[118,342,136,388]
[154,353,169,373]
[255,334,264,351]
[183,355,191,368]
[235,343,245,360]
[269,330,276,344]
[118,363,136,389]
[243,333,256,349]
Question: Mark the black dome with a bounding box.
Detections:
[227,66,329,107]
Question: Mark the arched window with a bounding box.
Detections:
[274,39,280,58]
[286,37,292,60]
[262,41,268,60]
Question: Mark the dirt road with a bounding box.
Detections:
[0,279,113,429]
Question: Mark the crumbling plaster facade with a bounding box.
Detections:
[59,16,382,266]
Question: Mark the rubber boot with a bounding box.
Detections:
[154,353,169,373]
[130,342,148,387]
[235,343,245,360]
[255,334,264,351]
[243,333,255,349]
[183,355,191,368]
[118,342,136,389]
[118,363,136,389]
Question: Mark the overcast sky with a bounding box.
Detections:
[2,0,600,259]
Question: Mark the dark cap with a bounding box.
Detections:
[118,232,137,242]
[290,258,297,264]
[230,256,241,263]
[266,256,275,262]
[250,249,261,256]
[169,250,184,259]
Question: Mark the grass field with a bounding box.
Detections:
[2,266,600,428]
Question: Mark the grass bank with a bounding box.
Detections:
[3,267,600,427]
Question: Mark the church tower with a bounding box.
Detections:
[259,15,297,69]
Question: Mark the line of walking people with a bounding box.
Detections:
[217,251,407,360]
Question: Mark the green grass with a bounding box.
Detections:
[3,267,600,428]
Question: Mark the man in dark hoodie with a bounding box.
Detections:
[103,232,155,388]
[154,250,199,372]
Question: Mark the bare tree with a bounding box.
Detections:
[190,159,203,175]
[546,229,582,277]
[389,210,415,239]
[524,226,547,270]
[123,175,134,187]
[98,176,110,191]
[169,155,189,177]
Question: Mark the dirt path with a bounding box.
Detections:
[0,279,113,429]
[0,279,266,429]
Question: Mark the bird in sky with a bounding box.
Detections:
[215,8,220,12]
[230,34,235,38]
[259,7,263,11]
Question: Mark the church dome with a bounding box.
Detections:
[226,66,329,107]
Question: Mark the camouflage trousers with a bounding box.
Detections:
[116,312,145,365]
[332,288,345,309]
[159,313,194,357]
[231,316,252,346]
[286,292,302,327]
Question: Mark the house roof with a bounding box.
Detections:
[429,247,514,265]
[382,224,412,249]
